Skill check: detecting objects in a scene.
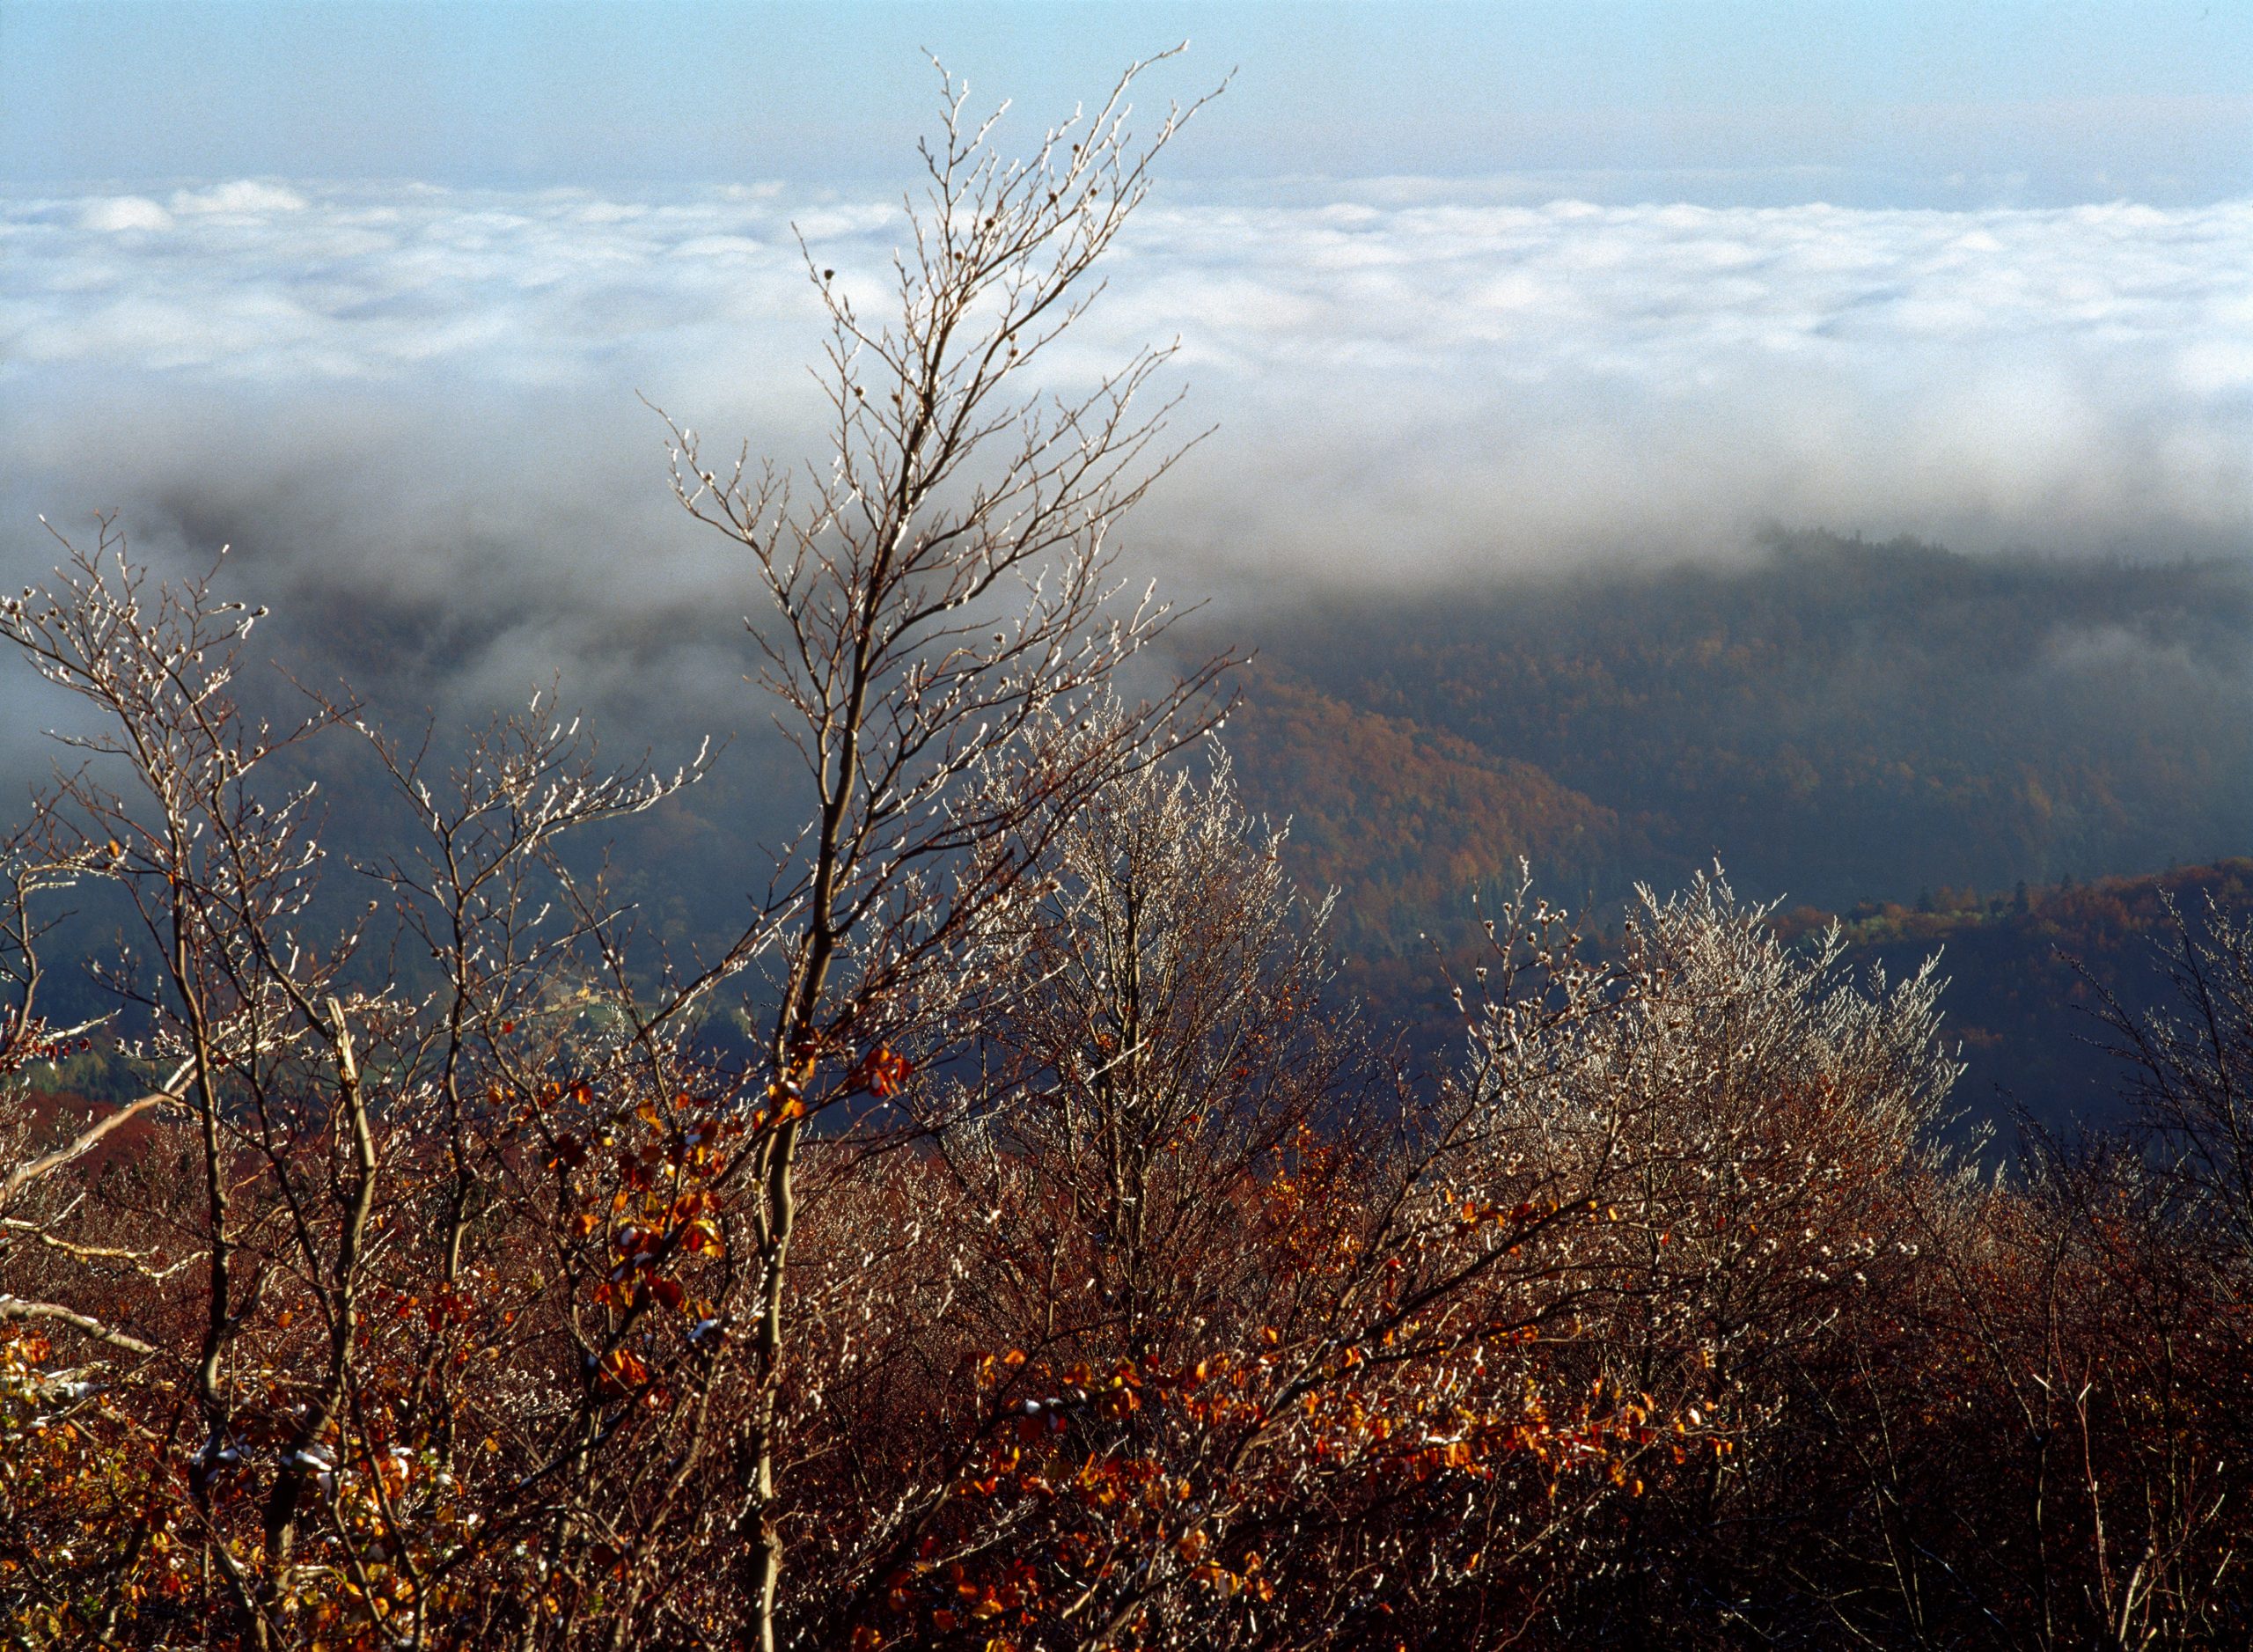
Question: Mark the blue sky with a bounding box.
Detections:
[6,1,2250,204]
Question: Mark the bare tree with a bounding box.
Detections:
[0,520,723,1647]
[0,832,188,1361]
[660,52,1230,1646]
[0,520,373,1641]
[2101,893,2253,1258]
[943,730,1356,1362]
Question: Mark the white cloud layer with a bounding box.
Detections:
[3,178,2249,637]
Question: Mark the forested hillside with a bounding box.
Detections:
[1218,669,1633,943]
[1172,532,2253,1132]
[1206,531,2253,941]
[1790,858,2253,1123]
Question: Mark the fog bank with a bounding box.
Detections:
[4,177,2249,731]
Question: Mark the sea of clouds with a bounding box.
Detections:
[3,176,2249,731]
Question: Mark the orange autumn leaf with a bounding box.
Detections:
[848,1045,914,1099]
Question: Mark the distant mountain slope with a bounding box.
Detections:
[1783,859,2253,1129]
[1201,532,2253,929]
[1198,533,2253,1134]
[1222,666,1632,951]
